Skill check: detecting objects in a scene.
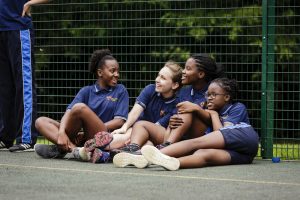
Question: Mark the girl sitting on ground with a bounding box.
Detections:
[34,49,129,159]
[113,78,259,170]
[77,61,183,163]
[111,54,224,156]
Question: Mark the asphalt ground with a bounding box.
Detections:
[0,150,299,200]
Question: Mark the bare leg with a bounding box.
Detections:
[130,121,166,146]
[105,128,132,150]
[35,103,107,150]
[167,113,208,143]
[166,113,192,143]
[178,149,231,168]
[188,114,208,138]
[161,130,226,157]
[35,117,60,144]
[65,103,107,141]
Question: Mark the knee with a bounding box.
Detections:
[70,103,89,116]
[178,113,192,126]
[35,117,48,130]
[194,149,214,162]
[132,120,146,129]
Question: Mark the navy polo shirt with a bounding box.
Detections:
[136,84,179,128]
[0,0,33,30]
[67,83,129,123]
[205,102,250,134]
[178,85,208,108]
[219,102,250,126]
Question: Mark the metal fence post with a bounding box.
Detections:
[261,0,275,159]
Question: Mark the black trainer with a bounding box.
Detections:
[9,143,34,152]
[156,141,171,150]
[0,141,5,149]
[0,140,13,149]
[119,143,140,154]
[34,144,66,158]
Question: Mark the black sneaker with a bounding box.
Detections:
[34,144,66,158]
[0,140,13,150]
[9,143,34,152]
[156,141,171,150]
[0,141,5,149]
[0,141,7,149]
[120,143,140,153]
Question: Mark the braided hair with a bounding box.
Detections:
[211,78,238,102]
[190,54,225,82]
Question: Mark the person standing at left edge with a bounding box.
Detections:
[0,0,51,152]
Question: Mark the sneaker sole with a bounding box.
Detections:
[84,132,113,152]
[12,148,35,152]
[78,147,91,161]
[113,152,148,168]
[91,148,102,163]
[141,145,180,171]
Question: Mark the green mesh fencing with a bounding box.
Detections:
[33,0,299,160]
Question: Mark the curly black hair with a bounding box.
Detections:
[89,49,117,75]
[211,78,238,102]
[190,54,225,82]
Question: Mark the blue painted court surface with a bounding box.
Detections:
[0,151,299,200]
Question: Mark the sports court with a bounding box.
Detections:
[1,1,299,200]
[1,151,299,200]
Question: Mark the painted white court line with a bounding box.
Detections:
[0,163,299,187]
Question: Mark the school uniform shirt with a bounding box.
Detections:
[136,84,179,128]
[205,102,250,134]
[178,85,208,108]
[219,102,250,126]
[67,83,129,122]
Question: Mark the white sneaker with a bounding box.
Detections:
[113,152,149,168]
[141,145,180,171]
[72,147,91,161]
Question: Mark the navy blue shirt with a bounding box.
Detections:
[178,85,208,108]
[205,102,250,134]
[67,83,129,123]
[136,84,179,128]
[219,102,250,126]
[0,0,33,31]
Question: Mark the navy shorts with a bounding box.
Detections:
[220,123,259,165]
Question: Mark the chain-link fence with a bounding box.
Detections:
[33,0,299,159]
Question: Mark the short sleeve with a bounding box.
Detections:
[113,85,129,120]
[67,87,89,110]
[135,84,155,109]
[222,103,250,125]
[156,113,172,128]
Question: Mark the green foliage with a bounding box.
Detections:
[32,0,299,142]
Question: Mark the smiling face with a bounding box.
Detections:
[206,82,230,111]
[97,59,119,88]
[155,66,178,98]
[182,58,204,85]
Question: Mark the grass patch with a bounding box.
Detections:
[37,137,300,160]
[257,143,300,160]
[36,137,53,145]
